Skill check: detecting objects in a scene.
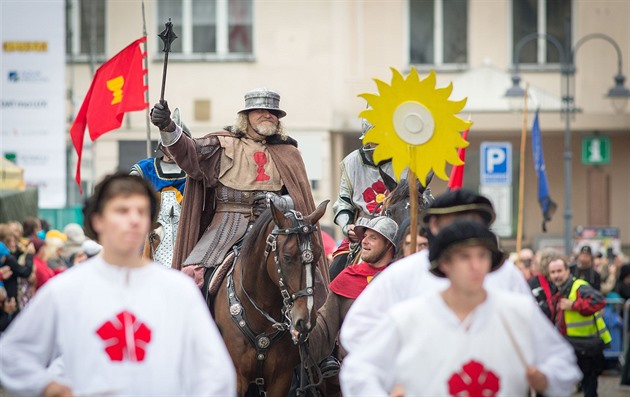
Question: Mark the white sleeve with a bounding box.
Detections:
[530,301,582,396]
[180,282,236,396]
[0,284,63,396]
[340,313,400,396]
[340,261,408,354]
[340,254,438,354]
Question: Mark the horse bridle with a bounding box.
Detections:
[264,210,318,338]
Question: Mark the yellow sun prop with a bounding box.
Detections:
[360,67,472,186]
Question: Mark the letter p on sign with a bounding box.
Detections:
[481,142,512,185]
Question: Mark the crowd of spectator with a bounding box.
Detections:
[0,217,101,332]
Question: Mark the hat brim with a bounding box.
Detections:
[429,238,506,278]
[239,107,287,119]
[422,203,496,225]
[354,225,396,246]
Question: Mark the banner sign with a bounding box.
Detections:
[1,0,66,208]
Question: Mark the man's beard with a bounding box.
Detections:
[255,122,277,137]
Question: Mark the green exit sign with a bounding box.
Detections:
[582,136,611,165]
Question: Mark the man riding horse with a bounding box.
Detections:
[330,119,402,280]
[150,88,329,296]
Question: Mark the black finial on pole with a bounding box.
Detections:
[158,19,177,103]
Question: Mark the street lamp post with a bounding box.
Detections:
[506,32,630,256]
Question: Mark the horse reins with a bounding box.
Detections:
[227,209,319,396]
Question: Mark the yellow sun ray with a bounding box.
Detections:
[359,67,472,186]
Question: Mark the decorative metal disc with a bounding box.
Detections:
[257,336,271,349]
[302,250,314,263]
[229,303,242,316]
[392,101,435,145]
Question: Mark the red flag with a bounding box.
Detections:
[447,129,469,190]
[70,37,148,193]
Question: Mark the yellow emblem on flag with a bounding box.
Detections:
[106,76,125,105]
[360,68,471,186]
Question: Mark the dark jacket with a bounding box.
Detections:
[3,254,33,301]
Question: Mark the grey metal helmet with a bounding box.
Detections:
[238,88,287,118]
[359,118,373,140]
[354,216,398,246]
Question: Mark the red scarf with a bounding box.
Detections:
[329,261,386,299]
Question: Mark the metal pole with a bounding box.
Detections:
[563,74,573,256]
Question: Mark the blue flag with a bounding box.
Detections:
[532,110,557,232]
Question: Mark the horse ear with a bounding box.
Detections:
[269,200,289,228]
[379,168,398,192]
[305,200,329,225]
[418,170,434,194]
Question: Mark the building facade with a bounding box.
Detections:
[66,0,630,254]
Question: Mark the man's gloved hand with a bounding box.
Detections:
[251,192,293,217]
[251,192,270,217]
[150,101,175,131]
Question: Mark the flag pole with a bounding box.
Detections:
[515,84,529,268]
[141,0,151,158]
[408,146,418,255]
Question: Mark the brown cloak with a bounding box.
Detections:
[167,128,330,285]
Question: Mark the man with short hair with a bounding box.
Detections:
[341,220,580,396]
[0,173,236,397]
[150,89,328,292]
[572,245,601,291]
[549,257,610,397]
[340,189,531,355]
[307,217,398,374]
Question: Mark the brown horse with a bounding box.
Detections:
[213,200,329,397]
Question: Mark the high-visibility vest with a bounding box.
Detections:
[564,278,612,344]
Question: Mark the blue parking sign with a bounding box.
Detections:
[480,142,512,185]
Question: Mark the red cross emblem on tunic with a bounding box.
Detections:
[96,310,152,362]
[448,360,500,397]
[254,152,271,181]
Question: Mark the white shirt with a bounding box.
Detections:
[340,289,581,396]
[340,249,532,354]
[0,257,236,396]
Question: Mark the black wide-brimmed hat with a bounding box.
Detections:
[429,220,505,278]
[422,189,496,226]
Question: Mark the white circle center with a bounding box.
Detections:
[393,101,435,145]
[405,114,424,134]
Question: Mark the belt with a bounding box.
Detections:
[215,202,253,214]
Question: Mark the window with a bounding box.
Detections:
[66,0,106,59]
[409,0,468,66]
[157,0,253,60]
[512,0,572,65]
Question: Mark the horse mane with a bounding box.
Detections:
[387,179,410,205]
[240,209,274,254]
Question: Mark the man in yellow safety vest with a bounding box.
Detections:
[549,257,611,397]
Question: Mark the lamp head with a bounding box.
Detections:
[607,73,630,98]
[505,74,527,98]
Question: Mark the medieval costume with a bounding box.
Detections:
[164,126,327,281]
[340,289,581,396]
[340,249,532,354]
[131,156,186,267]
[0,256,235,396]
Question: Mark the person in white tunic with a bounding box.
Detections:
[340,189,531,354]
[340,220,581,396]
[0,173,236,397]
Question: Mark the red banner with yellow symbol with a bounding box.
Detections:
[70,37,148,192]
